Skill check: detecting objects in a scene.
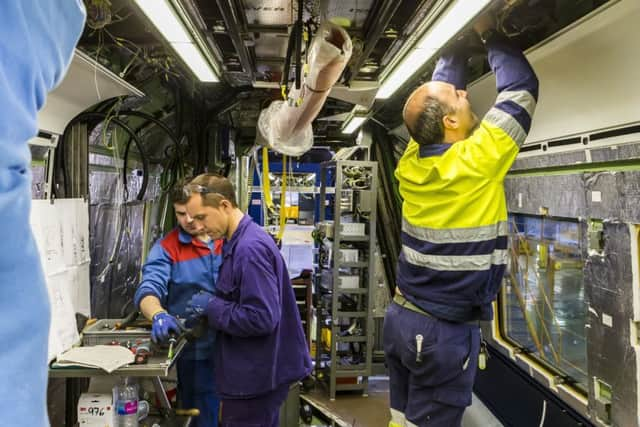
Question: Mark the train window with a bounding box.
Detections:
[501,214,588,392]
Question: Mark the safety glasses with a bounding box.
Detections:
[182,184,225,200]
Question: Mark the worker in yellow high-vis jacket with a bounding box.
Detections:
[384,14,539,427]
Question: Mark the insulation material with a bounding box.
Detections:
[590,142,640,163]
[504,168,640,425]
[584,223,637,426]
[258,23,352,156]
[506,174,588,219]
[89,152,117,167]
[505,171,640,224]
[511,141,640,171]
[88,169,160,318]
[90,201,145,318]
[584,171,640,223]
[89,169,160,204]
[511,151,586,171]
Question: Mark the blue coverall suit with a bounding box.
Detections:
[200,215,312,427]
[384,33,539,427]
[0,2,85,425]
[134,228,223,427]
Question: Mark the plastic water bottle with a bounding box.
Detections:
[113,379,139,427]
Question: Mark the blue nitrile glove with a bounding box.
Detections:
[151,312,183,343]
[185,291,215,323]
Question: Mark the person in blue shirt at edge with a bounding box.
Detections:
[384,13,539,427]
[134,178,223,427]
[0,2,86,426]
[182,173,312,427]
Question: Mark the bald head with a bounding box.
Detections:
[403,81,478,145]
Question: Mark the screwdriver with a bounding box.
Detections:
[415,334,424,363]
[167,336,177,360]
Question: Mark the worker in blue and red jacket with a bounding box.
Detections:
[134,179,223,427]
[385,13,539,427]
[183,173,312,427]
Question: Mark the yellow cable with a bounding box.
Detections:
[262,147,274,212]
[277,155,288,241]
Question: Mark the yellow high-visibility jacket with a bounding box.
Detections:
[396,34,538,322]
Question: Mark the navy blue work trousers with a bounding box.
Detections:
[383,302,480,427]
[220,383,290,427]
[177,357,220,427]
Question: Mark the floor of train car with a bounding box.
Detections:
[301,377,502,427]
[302,377,391,427]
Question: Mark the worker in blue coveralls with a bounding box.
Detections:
[0,2,85,426]
[134,179,223,427]
[384,13,539,427]
[182,173,312,427]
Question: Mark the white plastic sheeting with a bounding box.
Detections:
[258,23,353,156]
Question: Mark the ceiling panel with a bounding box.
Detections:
[243,0,293,25]
[254,33,290,57]
[327,0,375,29]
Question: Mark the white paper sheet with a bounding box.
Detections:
[70,262,91,316]
[46,270,80,361]
[56,345,135,373]
[31,199,91,361]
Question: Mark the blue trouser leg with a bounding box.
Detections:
[220,383,290,427]
[385,351,410,427]
[383,302,480,427]
[177,357,220,427]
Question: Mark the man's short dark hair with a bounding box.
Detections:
[407,95,453,145]
[188,173,238,208]
[171,176,193,205]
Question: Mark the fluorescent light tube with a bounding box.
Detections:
[134,0,219,82]
[342,116,367,134]
[172,42,219,82]
[376,0,491,99]
[418,0,491,50]
[134,0,191,43]
[376,48,435,99]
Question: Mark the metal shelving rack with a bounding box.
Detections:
[314,160,378,400]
